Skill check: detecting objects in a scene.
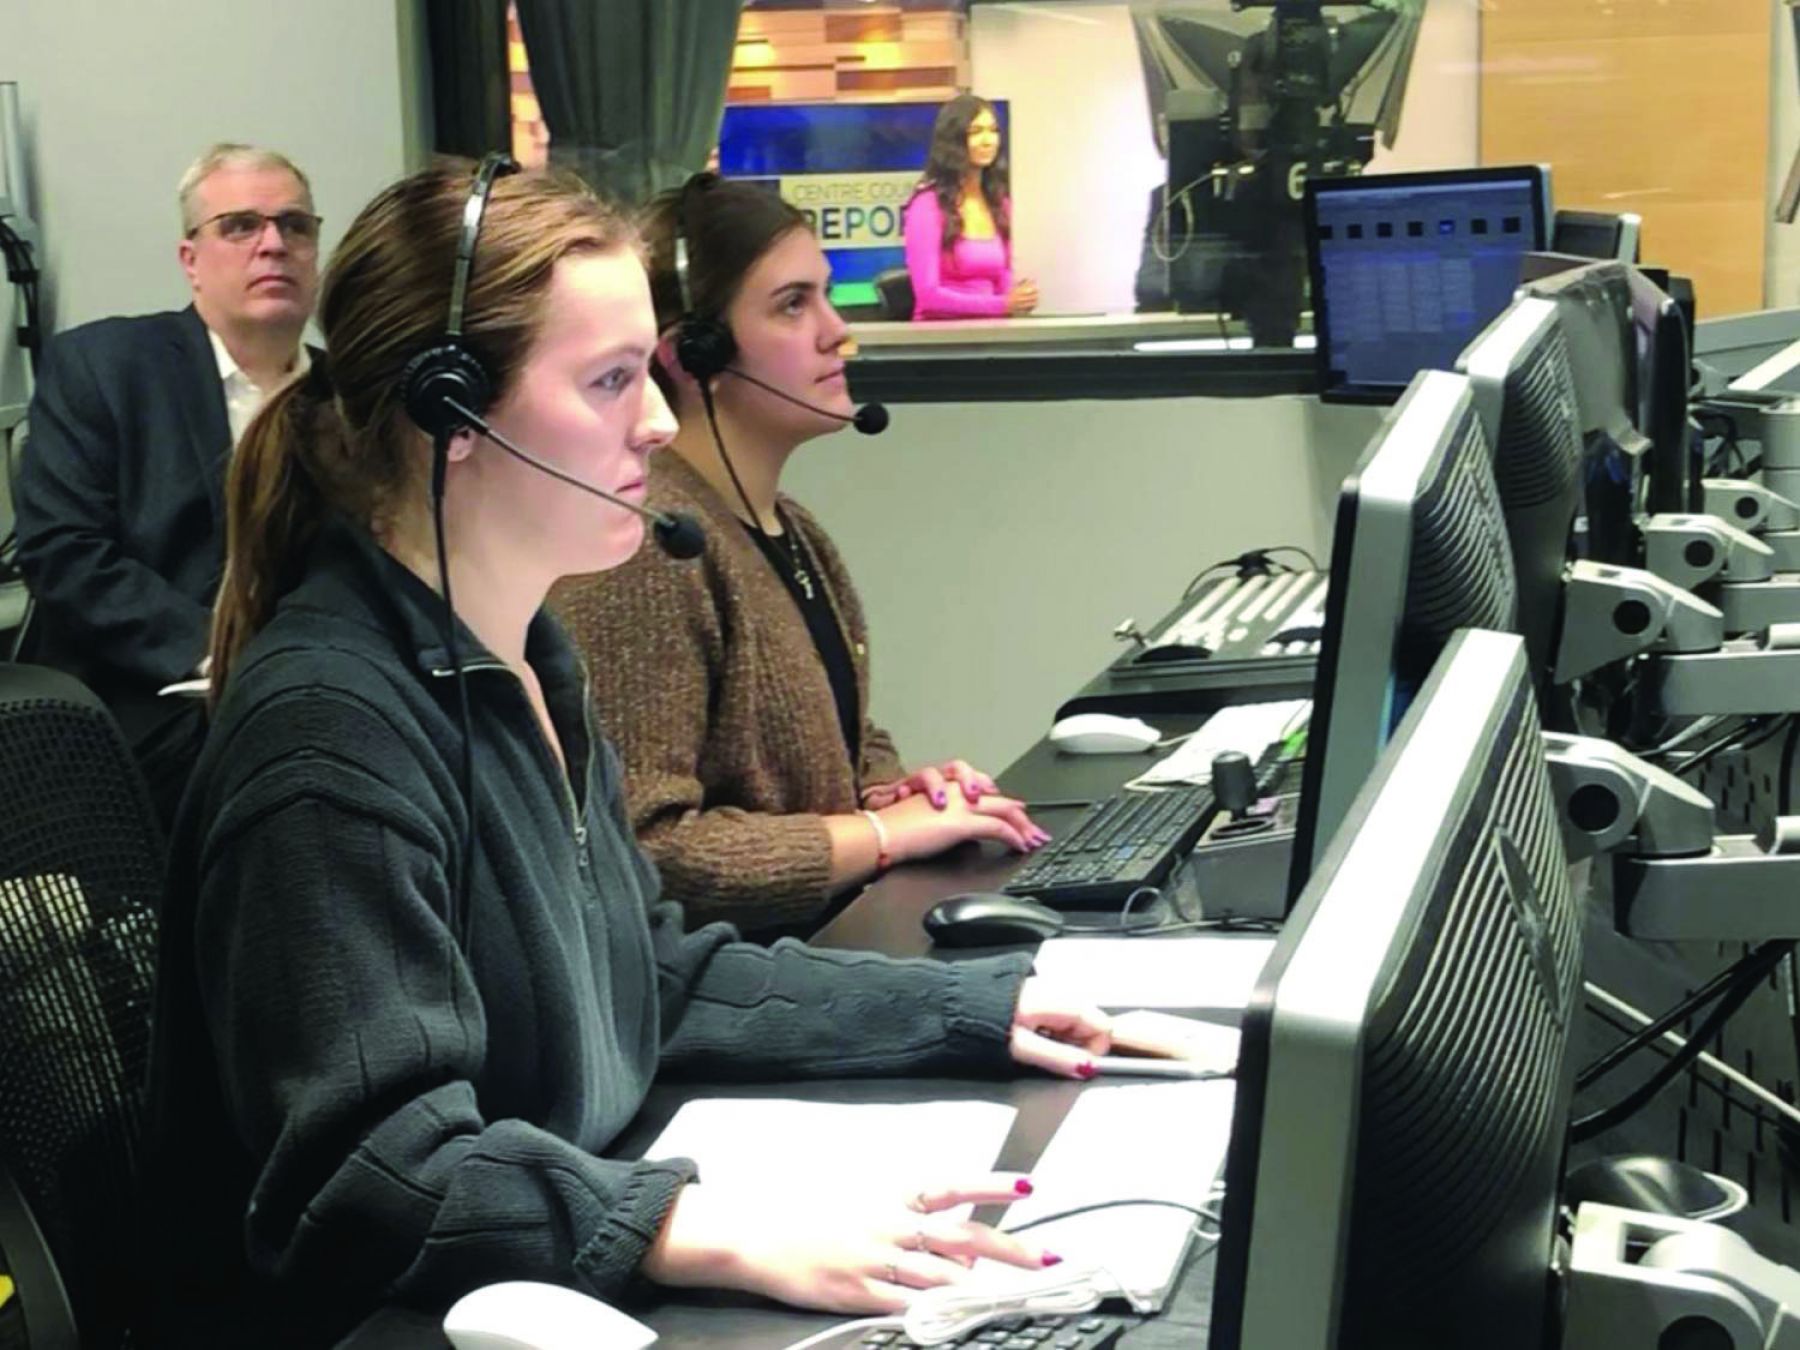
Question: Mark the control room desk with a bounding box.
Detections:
[344,722,1222,1350]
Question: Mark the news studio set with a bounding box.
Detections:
[716,99,1008,315]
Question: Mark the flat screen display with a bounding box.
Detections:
[1306,167,1549,403]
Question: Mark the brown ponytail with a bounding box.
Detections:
[203,162,637,701]
[210,379,318,696]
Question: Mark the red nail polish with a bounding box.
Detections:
[1042,1252,1064,1267]
[933,791,947,807]
[1014,1177,1034,1196]
[1076,1062,1098,1079]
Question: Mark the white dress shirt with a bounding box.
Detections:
[207,327,311,449]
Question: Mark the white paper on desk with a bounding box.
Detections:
[1031,935,1277,1010]
[1129,698,1309,789]
[972,1080,1236,1308]
[644,1098,1016,1213]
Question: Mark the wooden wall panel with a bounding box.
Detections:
[731,3,969,105]
[1479,0,1771,316]
[507,2,972,170]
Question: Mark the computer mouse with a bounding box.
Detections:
[1563,1155,1738,1221]
[923,893,1068,947]
[443,1280,657,1350]
[1138,642,1213,663]
[1048,713,1163,755]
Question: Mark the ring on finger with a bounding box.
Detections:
[910,1190,930,1213]
[902,1229,930,1252]
[884,1262,899,1285]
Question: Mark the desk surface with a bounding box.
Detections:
[350,1076,1218,1350]
[630,729,1227,1348]
[345,729,1223,1349]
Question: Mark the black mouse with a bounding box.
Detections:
[1564,1155,1735,1220]
[1137,642,1212,664]
[922,893,1067,948]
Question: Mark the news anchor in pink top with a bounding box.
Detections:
[902,94,1039,321]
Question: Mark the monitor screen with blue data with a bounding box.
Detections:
[1306,166,1550,404]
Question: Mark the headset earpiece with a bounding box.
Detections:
[402,152,519,442]
[672,173,738,385]
[401,342,494,441]
[674,315,737,384]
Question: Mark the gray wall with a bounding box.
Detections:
[5,0,427,332]
[785,394,1383,775]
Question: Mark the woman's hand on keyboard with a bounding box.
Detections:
[880,789,1049,863]
[862,759,999,810]
[640,1175,1057,1314]
[1009,978,1113,1078]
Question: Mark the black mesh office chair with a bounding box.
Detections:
[0,663,162,1348]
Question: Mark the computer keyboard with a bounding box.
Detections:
[1132,569,1328,663]
[1002,784,1212,906]
[855,1314,1132,1350]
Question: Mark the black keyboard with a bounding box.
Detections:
[856,1313,1132,1350]
[1003,784,1214,907]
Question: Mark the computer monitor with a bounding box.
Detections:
[1286,368,1519,894]
[1517,259,1644,566]
[1630,269,1694,514]
[1552,208,1641,264]
[1210,627,1582,1350]
[1455,294,1584,696]
[1305,165,1551,404]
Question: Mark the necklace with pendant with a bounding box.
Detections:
[778,511,816,600]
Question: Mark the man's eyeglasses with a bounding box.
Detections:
[187,209,322,249]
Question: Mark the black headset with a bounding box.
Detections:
[671,172,740,384]
[401,152,520,951]
[402,152,522,443]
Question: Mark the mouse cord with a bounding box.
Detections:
[1001,1197,1218,1237]
[1571,940,1793,1145]
[1056,885,1278,938]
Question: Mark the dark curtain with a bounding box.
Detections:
[514,0,746,208]
[425,0,513,160]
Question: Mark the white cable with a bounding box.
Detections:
[1584,981,1800,1132]
[1644,715,1725,758]
[776,1315,900,1350]
[902,1265,1126,1344]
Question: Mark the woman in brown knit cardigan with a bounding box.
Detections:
[552,176,1047,935]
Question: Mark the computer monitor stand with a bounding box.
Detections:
[1545,731,1800,941]
[1565,1203,1800,1348]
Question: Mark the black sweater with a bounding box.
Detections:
[142,519,1032,1346]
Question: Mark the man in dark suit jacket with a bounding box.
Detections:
[15,143,321,827]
